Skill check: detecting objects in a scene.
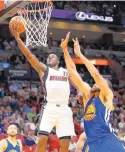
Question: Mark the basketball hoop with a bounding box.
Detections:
[18,0,53,48]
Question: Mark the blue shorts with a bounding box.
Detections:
[82,134,125,152]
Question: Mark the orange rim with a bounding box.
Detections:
[18,0,53,13]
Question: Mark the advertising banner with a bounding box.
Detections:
[51,9,122,25]
[5,69,31,80]
[4,68,40,81]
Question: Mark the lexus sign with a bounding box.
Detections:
[76,12,113,22]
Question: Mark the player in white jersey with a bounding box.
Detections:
[10,25,75,152]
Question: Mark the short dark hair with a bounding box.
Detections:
[73,113,78,119]
[8,123,18,128]
[47,52,60,59]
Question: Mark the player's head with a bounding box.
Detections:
[91,83,100,93]
[47,53,60,68]
[91,79,112,93]
[7,123,18,137]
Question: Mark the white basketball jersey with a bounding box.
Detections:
[43,67,70,104]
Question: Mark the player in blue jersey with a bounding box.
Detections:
[61,33,125,152]
[0,123,22,152]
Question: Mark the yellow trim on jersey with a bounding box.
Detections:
[85,145,89,152]
[83,95,94,109]
[99,95,114,111]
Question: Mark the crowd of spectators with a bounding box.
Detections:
[110,53,125,70]
[54,1,125,17]
[0,77,125,151]
[80,42,125,52]
[0,80,83,152]
[0,35,121,92]
[1,35,125,52]
[0,37,124,65]
[1,36,125,56]
[0,37,117,84]
[0,37,124,151]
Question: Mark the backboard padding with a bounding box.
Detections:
[0,1,29,22]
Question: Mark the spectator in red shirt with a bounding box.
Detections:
[73,114,82,136]
[48,134,60,152]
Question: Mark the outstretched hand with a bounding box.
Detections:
[73,38,82,57]
[60,32,70,50]
[9,24,20,38]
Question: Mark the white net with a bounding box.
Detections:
[18,1,53,48]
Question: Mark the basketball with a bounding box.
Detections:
[9,16,26,33]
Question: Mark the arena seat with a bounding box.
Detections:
[23,146,31,152]
[0,134,6,140]
[31,145,36,151]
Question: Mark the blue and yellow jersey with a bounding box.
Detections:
[84,96,114,143]
[4,139,21,152]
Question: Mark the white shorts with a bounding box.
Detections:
[38,103,76,138]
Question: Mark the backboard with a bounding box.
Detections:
[0,0,29,22]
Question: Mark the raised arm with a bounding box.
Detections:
[60,33,91,97]
[73,38,113,98]
[61,32,76,71]
[9,24,46,75]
